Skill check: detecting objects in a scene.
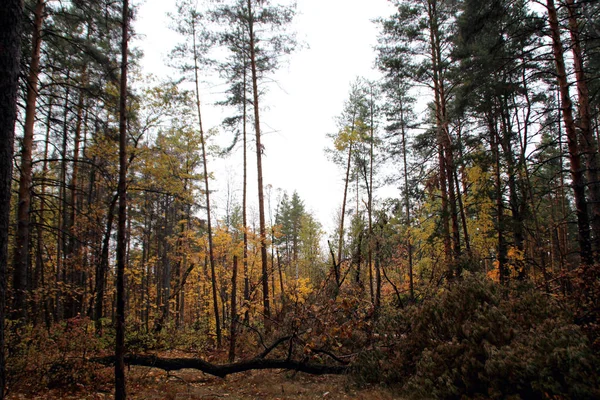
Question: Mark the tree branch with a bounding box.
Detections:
[91,354,349,378]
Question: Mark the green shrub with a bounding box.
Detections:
[354,274,600,399]
[124,321,210,353]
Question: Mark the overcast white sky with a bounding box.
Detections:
[135,0,397,235]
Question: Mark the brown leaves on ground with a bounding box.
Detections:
[125,367,399,400]
[8,350,401,400]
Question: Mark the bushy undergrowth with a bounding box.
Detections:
[6,318,213,394]
[354,274,600,399]
[6,274,599,399]
[571,263,600,352]
[6,316,110,394]
[124,324,205,353]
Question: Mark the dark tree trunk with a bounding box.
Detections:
[547,0,593,265]
[247,0,271,329]
[490,115,508,284]
[0,0,24,397]
[337,140,354,288]
[499,98,525,255]
[427,0,461,273]
[374,245,381,311]
[455,127,471,255]
[242,55,250,325]
[155,197,171,331]
[94,354,347,378]
[354,231,363,286]
[400,103,414,301]
[94,195,117,335]
[566,0,600,260]
[190,17,221,347]
[56,76,71,321]
[428,0,452,266]
[276,249,285,306]
[115,0,130,398]
[65,75,86,318]
[229,256,238,362]
[454,170,471,255]
[34,97,52,326]
[367,88,375,302]
[435,5,461,265]
[13,0,46,321]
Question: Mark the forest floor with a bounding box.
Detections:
[8,350,402,399]
[10,369,400,400]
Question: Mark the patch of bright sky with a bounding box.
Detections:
[135,0,396,236]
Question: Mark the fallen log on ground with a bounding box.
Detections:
[92,354,350,378]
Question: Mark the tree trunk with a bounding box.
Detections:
[66,74,86,317]
[156,198,171,331]
[556,89,570,284]
[94,353,347,378]
[547,0,593,265]
[13,0,46,321]
[0,0,24,396]
[427,0,452,267]
[455,126,471,255]
[337,141,353,288]
[192,17,221,348]
[229,256,238,362]
[498,97,525,257]
[56,74,71,321]
[140,198,149,329]
[368,86,375,303]
[241,54,250,325]
[276,249,285,306]
[434,3,461,266]
[94,195,117,334]
[426,0,462,275]
[355,231,363,286]
[247,0,271,329]
[115,0,130,397]
[566,0,600,260]
[400,102,414,301]
[34,97,52,326]
[490,115,508,283]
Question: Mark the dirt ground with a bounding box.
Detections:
[127,368,401,400]
[9,366,402,400]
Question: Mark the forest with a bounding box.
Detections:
[1,0,600,399]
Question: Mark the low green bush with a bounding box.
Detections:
[354,274,600,399]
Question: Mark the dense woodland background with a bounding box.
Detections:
[1,0,600,399]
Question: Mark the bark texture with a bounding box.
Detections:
[566,0,600,260]
[547,0,593,265]
[93,354,348,378]
[247,0,271,327]
[13,0,46,321]
[191,15,221,348]
[115,0,130,398]
[0,0,24,397]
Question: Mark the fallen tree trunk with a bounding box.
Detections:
[92,354,349,378]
